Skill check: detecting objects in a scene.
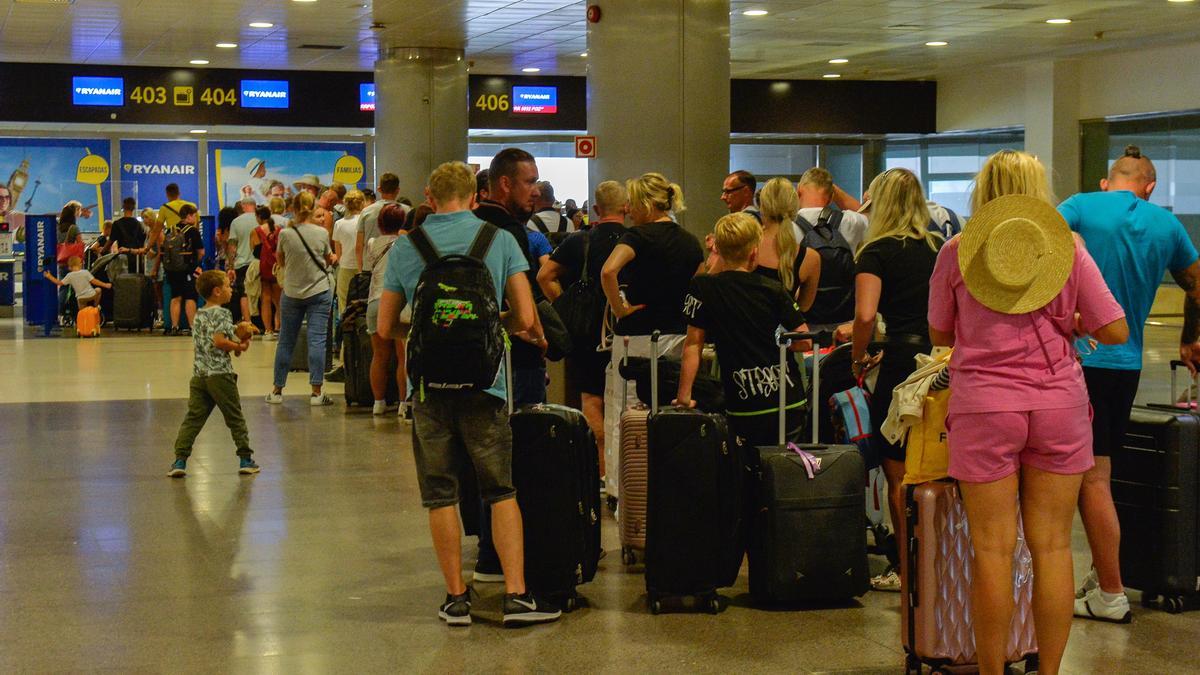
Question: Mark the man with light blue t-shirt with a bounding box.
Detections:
[1059,145,1200,623]
[228,196,259,321]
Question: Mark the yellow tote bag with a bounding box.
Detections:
[903,387,951,484]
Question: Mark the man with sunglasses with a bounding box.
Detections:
[721,170,760,219]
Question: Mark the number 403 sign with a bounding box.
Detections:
[130,85,237,107]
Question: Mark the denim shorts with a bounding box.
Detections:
[411,389,516,509]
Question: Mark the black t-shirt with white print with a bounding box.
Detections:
[683,270,806,415]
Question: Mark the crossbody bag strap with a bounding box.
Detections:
[530,214,550,234]
[578,229,592,280]
[408,226,440,265]
[293,227,328,275]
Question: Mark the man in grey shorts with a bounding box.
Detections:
[377,160,559,628]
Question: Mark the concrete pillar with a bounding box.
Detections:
[586,0,731,237]
[374,48,468,200]
[1024,61,1081,200]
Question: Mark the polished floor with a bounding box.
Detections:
[2,319,1199,673]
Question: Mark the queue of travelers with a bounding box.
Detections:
[71,141,1187,669]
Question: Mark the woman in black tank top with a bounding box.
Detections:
[753,177,821,311]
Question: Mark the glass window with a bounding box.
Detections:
[881,133,1023,217]
[825,145,863,201]
[729,144,817,179]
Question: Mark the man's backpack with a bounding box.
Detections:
[531,212,568,234]
[796,206,856,326]
[927,202,962,239]
[406,224,505,393]
[552,230,611,352]
[162,224,196,273]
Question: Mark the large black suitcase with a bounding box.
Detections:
[644,331,743,614]
[342,309,401,406]
[289,317,335,373]
[1116,362,1200,613]
[510,403,602,609]
[750,330,870,604]
[503,346,601,610]
[112,256,154,331]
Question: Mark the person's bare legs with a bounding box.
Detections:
[429,505,467,595]
[185,299,197,327]
[581,392,605,476]
[260,281,275,333]
[394,337,408,401]
[1078,457,1123,592]
[370,332,391,401]
[883,457,906,550]
[170,296,181,329]
[1022,466,1084,675]
[959,472,1020,675]
[490,497,527,595]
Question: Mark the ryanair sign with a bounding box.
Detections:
[72,77,124,106]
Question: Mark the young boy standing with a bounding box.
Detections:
[43,255,111,309]
[676,212,810,447]
[168,270,260,477]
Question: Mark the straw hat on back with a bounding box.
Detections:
[958,194,1075,315]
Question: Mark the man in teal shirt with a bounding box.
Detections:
[1059,145,1200,622]
[377,160,559,628]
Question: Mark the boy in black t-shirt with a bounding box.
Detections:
[675,212,810,447]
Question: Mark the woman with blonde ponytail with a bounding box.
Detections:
[755,177,821,311]
[851,167,944,593]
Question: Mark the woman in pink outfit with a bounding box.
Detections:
[927,151,1129,675]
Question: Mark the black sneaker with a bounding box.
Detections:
[502,592,561,627]
[438,590,472,626]
[473,559,504,583]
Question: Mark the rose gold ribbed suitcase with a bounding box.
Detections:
[618,403,649,565]
[901,481,1038,674]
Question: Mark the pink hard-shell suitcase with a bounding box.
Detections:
[901,480,1038,674]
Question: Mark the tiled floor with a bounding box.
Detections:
[1,319,1199,673]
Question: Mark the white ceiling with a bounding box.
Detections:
[0,0,1198,80]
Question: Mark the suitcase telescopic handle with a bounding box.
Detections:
[1169,360,1198,409]
[779,330,833,445]
[650,330,660,415]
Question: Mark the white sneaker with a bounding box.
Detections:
[265,392,283,404]
[1076,568,1099,599]
[398,402,412,423]
[870,567,902,593]
[264,332,278,342]
[310,393,334,406]
[372,400,387,415]
[1074,586,1132,623]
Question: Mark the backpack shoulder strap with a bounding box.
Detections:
[408,226,440,266]
[558,214,569,233]
[579,229,592,278]
[815,206,835,228]
[530,214,550,234]
[161,203,180,217]
[467,224,499,261]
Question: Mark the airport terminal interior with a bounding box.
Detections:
[4,0,1200,672]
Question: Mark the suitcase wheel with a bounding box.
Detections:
[621,546,637,566]
[1165,595,1186,614]
[606,495,618,513]
[1141,593,1159,608]
[649,598,662,615]
[706,597,721,614]
[563,595,578,612]
[903,654,920,675]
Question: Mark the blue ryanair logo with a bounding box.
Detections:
[240,80,289,109]
[72,76,124,106]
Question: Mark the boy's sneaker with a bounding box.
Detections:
[502,592,561,627]
[870,566,902,592]
[438,590,473,626]
[238,457,261,475]
[1076,567,1100,599]
[372,400,388,415]
[265,392,284,404]
[398,402,413,423]
[167,458,187,478]
[1074,586,1132,623]
[310,393,334,406]
[263,332,278,342]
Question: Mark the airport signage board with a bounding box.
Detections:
[469,75,585,130]
[512,86,558,114]
[239,80,290,109]
[360,83,376,112]
[72,76,124,106]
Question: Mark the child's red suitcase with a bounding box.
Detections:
[902,479,1039,674]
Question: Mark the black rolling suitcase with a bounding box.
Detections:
[342,309,401,406]
[113,255,154,331]
[1116,360,1200,614]
[750,330,870,604]
[289,317,335,372]
[506,345,602,610]
[644,331,743,614]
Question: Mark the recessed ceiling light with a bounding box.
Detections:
[189,59,209,65]
[925,41,948,46]
[1046,18,1072,24]
[292,0,318,3]
[249,22,274,28]
[822,73,841,79]
[580,52,588,57]
[216,42,238,48]
[522,67,540,73]
[1168,0,1195,3]
[828,58,849,64]
[189,129,207,134]
[743,9,768,16]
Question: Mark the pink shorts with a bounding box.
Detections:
[946,404,1095,483]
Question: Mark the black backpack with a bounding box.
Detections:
[796,206,856,325]
[552,230,610,352]
[162,224,196,273]
[531,212,569,234]
[406,224,504,393]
